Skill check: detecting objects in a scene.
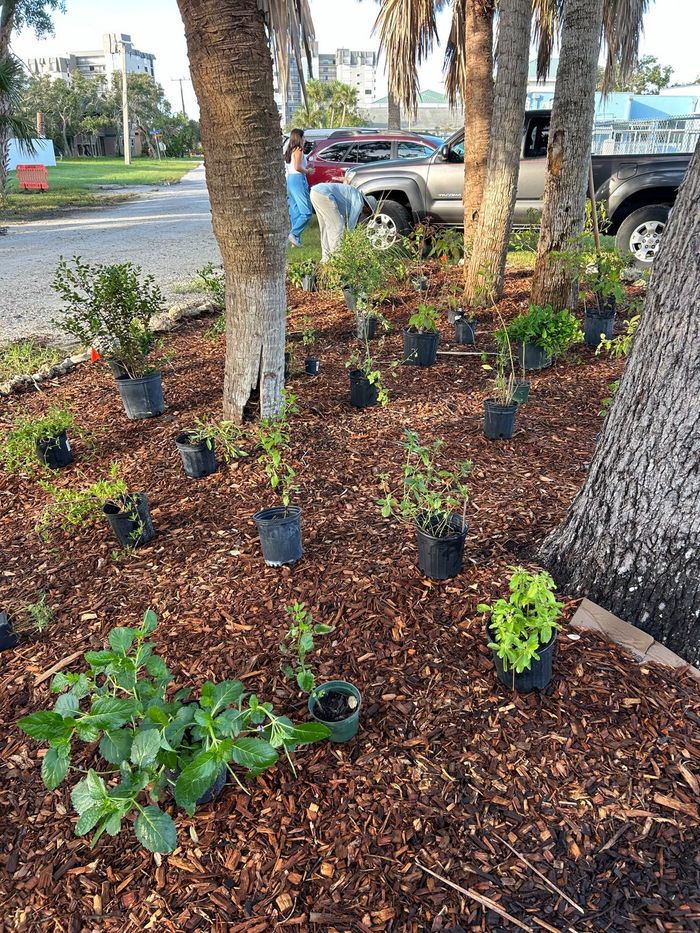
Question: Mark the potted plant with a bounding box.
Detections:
[288,258,319,292]
[321,226,389,313]
[280,601,333,693]
[52,257,167,420]
[378,429,471,580]
[478,568,563,692]
[496,304,583,371]
[17,611,329,854]
[1,407,77,473]
[175,417,248,479]
[443,284,464,325]
[580,249,626,347]
[36,464,155,550]
[403,304,441,367]
[253,393,302,566]
[455,314,477,345]
[354,295,384,341]
[346,334,391,409]
[302,317,319,376]
[482,348,518,440]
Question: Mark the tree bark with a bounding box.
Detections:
[529,0,604,309]
[462,0,494,253]
[0,2,17,197]
[463,0,532,307]
[387,84,401,131]
[539,140,700,664]
[176,0,287,422]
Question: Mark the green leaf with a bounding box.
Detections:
[71,770,107,814]
[134,806,177,853]
[41,745,70,789]
[313,624,333,634]
[103,811,123,836]
[297,669,315,693]
[145,655,170,680]
[55,693,80,718]
[75,805,107,837]
[230,737,278,772]
[99,729,133,765]
[84,650,116,668]
[109,627,136,655]
[140,610,158,635]
[214,708,249,738]
[211,680,244,713]
[288,722,331,744]
[18,711,68,741]
[130,729,162,768]
[174,751,220,812]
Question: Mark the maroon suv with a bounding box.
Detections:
[306,130,438,188]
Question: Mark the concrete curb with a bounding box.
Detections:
[570,598,700,681]
[0,298,221,397]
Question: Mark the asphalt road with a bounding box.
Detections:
[0,165,221,343]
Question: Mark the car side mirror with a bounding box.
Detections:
[438,144,450,160]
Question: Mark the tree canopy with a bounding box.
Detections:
[596,54,674,94]
[290,79,366,129]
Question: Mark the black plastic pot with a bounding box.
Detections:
[175,432,217,478]
[516,342,552,372]
[253,505,303,566]
[108,359,129,379]
[483,399,518,440]
[103,493,155,549]
[0,611,18,652]
[36,430,74,469]
[305,357,320,376]
[455,316,477,345]
[284,351,292,380]
[403,328,440,367]
[595,291,617,315]
[301,274,317,292]
[490,627,557,692]
[415,513,467,580]
[356,314,377,341]
[349,369,378,408]
[116,372,165,420]
[584,309,616,348]
[447,307,462,325]
[512,380,531,405]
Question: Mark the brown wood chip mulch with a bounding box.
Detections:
[1,268,698,933]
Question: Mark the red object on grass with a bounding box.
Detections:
[16,164,49,191]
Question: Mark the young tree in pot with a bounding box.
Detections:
[580,249,626,347]
[482,348,518,440]
[175,417,248,479]
[455,314,478,345]
[1,407,77,473]
[288,258,319,293]
[403,304,441,367]
[17,611,329,854]
[496,304,583,371]
[346,327,392,410]
[36,464,155,551]
[478,568,563,692]
[443,283,465,326]
[302,317,319,376]
[378,430,472,580]
[253,393,303,567]
[320,225,388,314]
[52,257,167,420]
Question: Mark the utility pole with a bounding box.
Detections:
[171,78,189,116]
[120,42,131,165]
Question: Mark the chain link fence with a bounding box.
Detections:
[592,115,700,156]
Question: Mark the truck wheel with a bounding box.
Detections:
[615,205,669,268]
[365,200,411,250]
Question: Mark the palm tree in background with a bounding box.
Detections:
[176,0,315,422]
[0,53,35,199]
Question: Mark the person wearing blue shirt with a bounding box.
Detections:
[310,183,378,261]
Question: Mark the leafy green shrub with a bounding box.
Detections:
[256,391,299,510]
[496,305,583,357]
[1,407,75,474]
[407,303,440,333]
[0,340,62,382]
[301,316,316,352]
[428,227,464,265]
[36,464,127,542]
[280,602,333,692]
[17,611,329,853]
[288,258,319,289]
[597,314,639,359]
[320,226,391,298]
[194,263,225,309]
[186,417,248,463]
[478,568,563,673]
[52,257,164,378]
[508,209,541,253]
[25,593,55,633]
[378,430,472,538]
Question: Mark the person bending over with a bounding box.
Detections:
[310,182,378,261]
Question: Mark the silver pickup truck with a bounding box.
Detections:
[346,110,691,267]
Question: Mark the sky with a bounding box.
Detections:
[11,0,700,118]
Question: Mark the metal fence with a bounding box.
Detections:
[592,115,700,156]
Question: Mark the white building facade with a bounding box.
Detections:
[27,33,155,83]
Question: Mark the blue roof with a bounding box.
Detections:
[525,90,699,121]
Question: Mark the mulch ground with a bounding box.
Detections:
[1,266,699,933]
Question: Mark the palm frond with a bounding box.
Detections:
[0,53,36,149]
[600,0,650,95]
[444,0,467,107]
[258,0,316,107]
[374,0,448,115]
[531,0,563,82]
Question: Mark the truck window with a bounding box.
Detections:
[354,141,393,163]
[524,118,549,158]
[397,141,434,159]
[317,142,352,163]
[445,139,464,163]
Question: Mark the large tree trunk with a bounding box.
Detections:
[539,141,700,665]
[387,84,401,131]
[529,0,603,309]
[177,0,286,422]
[462,0,494,253]
[0,3,16,198]
[463,0,531,307]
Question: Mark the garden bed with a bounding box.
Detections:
[1,268,698,932]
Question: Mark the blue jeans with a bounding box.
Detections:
[287,174,313,239]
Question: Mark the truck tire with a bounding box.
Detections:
[615,204,670,269]
[365,199,411,249]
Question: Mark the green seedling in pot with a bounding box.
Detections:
[280,602,333,692]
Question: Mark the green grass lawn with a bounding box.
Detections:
[5,157,201,221]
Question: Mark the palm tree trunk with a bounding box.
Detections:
[387,85,401,131]
[0,3,17,197]
[539,140,700,664]
[462,0,494,252]
[176,0,287,422]
[463,0,532,306]
[530,0,604,308]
